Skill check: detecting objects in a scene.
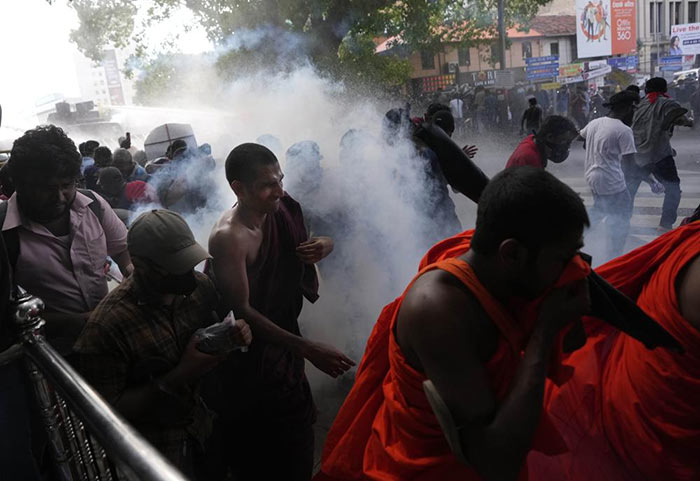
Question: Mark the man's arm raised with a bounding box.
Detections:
[398,273,589,481]
[209,228,354,378]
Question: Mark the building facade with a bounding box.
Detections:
[396,15,576,94]
[638,0,700,73]
[73,48,136,107]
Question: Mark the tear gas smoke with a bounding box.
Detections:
[102,60,498,437]
[14,28,518,443]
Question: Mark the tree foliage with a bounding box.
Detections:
[65,0,551,60]
[58,0,551,101]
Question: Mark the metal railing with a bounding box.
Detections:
[1,287,189,481]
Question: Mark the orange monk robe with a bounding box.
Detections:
[316,230,589,481]
[531,221,700,481]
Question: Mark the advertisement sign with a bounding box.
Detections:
[670,23,700,55]
[657,54,695,71]
[576,0,636,58]
[494,70,515,88]
[526,55,560,81]
[466,70,496,87]
[419,74,456,92]
[660,55,683,65]
[607,55,639,71]
[560,63,584,77]
[540,82,562,90]
[559,64,612,84]
[525,55,559,65]
[101,49,125,105]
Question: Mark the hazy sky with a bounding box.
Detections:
[0,0,211,128]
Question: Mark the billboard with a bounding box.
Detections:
[576,0,636,58]
[101,49,125,105]
[670,23,700,55]
[558,60,610,84]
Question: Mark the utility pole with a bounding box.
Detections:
[497,0,507,70]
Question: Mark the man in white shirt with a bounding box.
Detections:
[579,91,638,262]
[449,96,465,138]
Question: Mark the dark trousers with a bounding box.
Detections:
[203,418,315,481]
[588,189,632,261]
[623,155,682,228]
[201,349,316,481]
[0,361,42,481]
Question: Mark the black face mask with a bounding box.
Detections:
[545,141,570,164]
[156,270,197,295]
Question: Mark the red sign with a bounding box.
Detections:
[420,74,456,92]
[577,0,636,58]
[611,0,636,55]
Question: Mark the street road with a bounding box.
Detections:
[454,126,700,265]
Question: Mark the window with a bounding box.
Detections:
[421,50,435,70]
[458,47,471,67]
[650,2,663,34]
[689,1,698,23]
[670,1,683,26]
[550,42,559,56]
[521,41,532,59]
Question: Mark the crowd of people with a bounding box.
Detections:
[503,77,694,263]
[430,75,700,139]
[0,75,699,481]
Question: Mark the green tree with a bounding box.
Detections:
[57,0,552,100]
[63,0,551,63]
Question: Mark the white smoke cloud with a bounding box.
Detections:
[103,59,480,441]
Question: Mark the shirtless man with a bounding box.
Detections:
[317,167,591,481]
[395,179,589,479]
[206,143,354,481]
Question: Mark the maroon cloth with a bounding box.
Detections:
[202,193,319,479]
[247,193,319,331]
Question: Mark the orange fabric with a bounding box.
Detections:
[533,221,700,480]
[317,230,590,481]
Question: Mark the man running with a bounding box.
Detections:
[629,77,693,232]
[520,97,543,134]
[578,90,638,261]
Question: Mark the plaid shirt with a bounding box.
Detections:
[73,272,218,469]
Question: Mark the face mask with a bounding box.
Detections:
[156,270,197,295]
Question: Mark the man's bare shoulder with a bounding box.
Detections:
[209,209,247,254]
[397,268,498,364]
[404,269,481,316]
[401,268,496,331]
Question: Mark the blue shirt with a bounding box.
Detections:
[81,156,95,174]
[127,164,149,182]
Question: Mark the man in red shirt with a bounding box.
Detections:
[506,115,579,169]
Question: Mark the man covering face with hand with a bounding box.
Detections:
[74,209,251,479]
